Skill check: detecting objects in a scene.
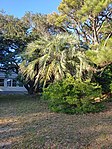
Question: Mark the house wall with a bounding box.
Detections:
[0,86,27,92]
[0,72,27,94]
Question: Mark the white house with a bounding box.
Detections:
[0,71,27,94]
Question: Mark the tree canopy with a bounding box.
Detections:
[48,0,112,45]
[0,1,112,100]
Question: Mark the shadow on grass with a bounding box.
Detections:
[0,95,112,148]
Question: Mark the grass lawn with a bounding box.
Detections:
[0,95,112,149]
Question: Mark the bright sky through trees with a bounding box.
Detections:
[0,0,61,18]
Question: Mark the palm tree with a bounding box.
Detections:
[20,34,89,88]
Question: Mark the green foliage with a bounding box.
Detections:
[94,64,112,93]
[86,48,112,67]
[0,12,39,73]
[86,37,112,93]
[21,34,90,87]
[48,0,112,44]
[110,82,112,93]
[86,38,112,67]
[43,76,103,114]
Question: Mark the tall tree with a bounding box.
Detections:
[48,0,112,45]
[0,12,33,72]
[0,12,40,93]
[22,12,66,37]
[20,34,90,89]
[47,0,112,74]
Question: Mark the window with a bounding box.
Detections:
[6,79,23,87]
[0,79,4,86]
[7,79,11,87]
[12,79,17,87]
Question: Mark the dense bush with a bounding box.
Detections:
[94,64,112,93]
[43,76,104,114]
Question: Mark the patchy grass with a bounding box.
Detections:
[0,95,112,149]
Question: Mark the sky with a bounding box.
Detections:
[0,0,62,18]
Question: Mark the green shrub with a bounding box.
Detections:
[43,76,104,114]
[94,64,112,93]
